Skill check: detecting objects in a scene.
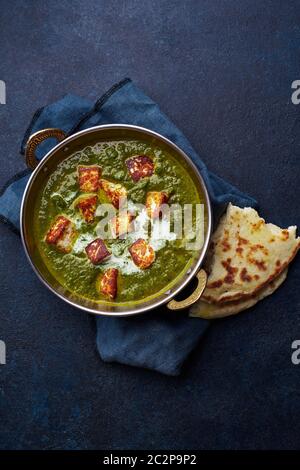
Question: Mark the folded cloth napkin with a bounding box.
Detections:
[0,78,256,375]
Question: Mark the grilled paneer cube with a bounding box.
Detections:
[129,238,155,269]
[97,268,119,300]
[45,215,77,253]
[75,194,98,223]
[85,238,110,265]
[125,155,154,182]
[55,224,77,253]
[99,179,127,208]
[146,191,169,218]
[110,212,135,238]
[78,165,101,192]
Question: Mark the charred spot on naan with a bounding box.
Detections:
[281,230,290,240]
[240,268,253,282]
[85,238,110,265]
[221,232,231,252]
[125,155,154,182]
[97,268,118,300]
[78,165,101,192]
[129,238,155,269]
[221,258,238,284]
[236,235,248,256]
[246,244,268,271]
[45,215,77,253]
[99,179,127,208]
[75,194,98,223]
[250,219,264,232]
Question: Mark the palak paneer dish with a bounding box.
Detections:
[35,140,202,305]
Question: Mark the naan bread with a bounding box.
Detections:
[190,268,288,319]
[202,204,299,303]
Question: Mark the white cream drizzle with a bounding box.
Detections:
[73,201,178,274]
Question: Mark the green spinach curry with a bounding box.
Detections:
[34,140,202,305]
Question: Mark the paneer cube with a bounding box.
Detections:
[56,224,77,253]
[110,212,135,238]
[146,191,169,218]
[45,215,77,253]
[97,268,119,300]
[85,238,110,265]
[125,155,154,182]
[78,165,101,192]
[99,179,127,208]
[75,194,98,223]
[129,238,155,269]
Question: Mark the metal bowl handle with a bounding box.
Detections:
[25,128,67,170]
[167,269,207,311]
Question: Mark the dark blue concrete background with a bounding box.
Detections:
[0,0,300,450]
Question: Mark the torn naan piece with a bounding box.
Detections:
[202,204,300,304]
[190,268,288,319]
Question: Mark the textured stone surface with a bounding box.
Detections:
[0,0,300,449]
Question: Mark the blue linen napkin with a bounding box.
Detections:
[0,78,256,375]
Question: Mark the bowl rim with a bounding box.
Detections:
[20,124,213,316]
